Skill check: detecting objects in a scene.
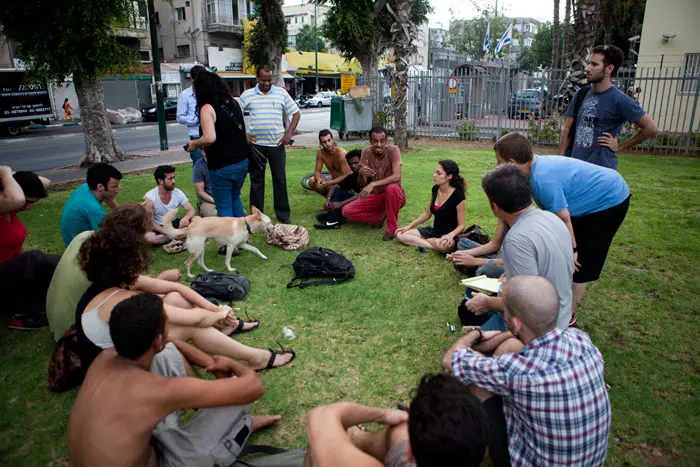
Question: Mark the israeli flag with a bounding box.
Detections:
[495,23,513,55]
[483,19,491,55]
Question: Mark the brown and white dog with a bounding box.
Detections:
[163,207,273,278]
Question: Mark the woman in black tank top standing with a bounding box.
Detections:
[186,71,251,217]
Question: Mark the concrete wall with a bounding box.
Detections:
[637,0,700,133]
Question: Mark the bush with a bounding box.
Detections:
[456,120,479,141]
[527,118,560,143]
[656,133,680,147]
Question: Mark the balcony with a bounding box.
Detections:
[203,0,244,34]
[116,15,148,40]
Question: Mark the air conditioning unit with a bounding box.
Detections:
[140,49,153,63]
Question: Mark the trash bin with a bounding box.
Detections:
[343,98,372,138]
[330,96,345,132]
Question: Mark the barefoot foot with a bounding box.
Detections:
[251,415,281,432]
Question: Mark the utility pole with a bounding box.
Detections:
[147,0,168,150]
[314,0,319,93]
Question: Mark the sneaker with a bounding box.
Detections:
[382,231,396,241]
[8,314,48,331]
[314,221,341,230]
[568,312,577,327]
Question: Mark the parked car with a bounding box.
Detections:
[142,99,178,121]
[508,88,549,119]
[306,92,335,107]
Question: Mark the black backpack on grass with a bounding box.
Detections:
[287,247,355,289]
[191,272,251,303]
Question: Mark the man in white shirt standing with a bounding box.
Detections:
[177,65,207,165]
[143,165,196,245]
[239,66,301,224]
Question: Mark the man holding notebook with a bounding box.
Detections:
[459,164,574,332]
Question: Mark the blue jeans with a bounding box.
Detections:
[464,288,508,332]
[189,136,202,165]
[456,238,505,278]
[209,159,249,218]
[325,188,354,223]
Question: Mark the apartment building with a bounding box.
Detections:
[282,2,332,50]
[510,17,541,56]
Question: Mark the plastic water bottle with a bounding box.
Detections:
[282,326,296,340]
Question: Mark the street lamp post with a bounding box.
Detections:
[147,0,168,150]
[314,0,319,93]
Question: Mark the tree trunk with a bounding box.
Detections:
[562,0,571,67]
[391,0,414,151]
[358,50,380,78]
[552,0,561,69]
[74,73,124,167]
[573,0,601,63]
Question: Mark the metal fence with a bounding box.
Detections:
[358,66,700,154]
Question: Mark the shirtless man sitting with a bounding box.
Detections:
[68,293,280,467]
[308,129,350,197]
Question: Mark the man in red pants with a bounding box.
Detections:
[342,126,406,240]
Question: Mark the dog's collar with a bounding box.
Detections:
[245,221,252,235]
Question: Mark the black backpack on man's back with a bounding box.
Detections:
[287,247,355,289]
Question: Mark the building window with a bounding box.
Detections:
[176,7,186,21]
[154,12,160,25]
[681,54,700,94]
[247,0,252,17]
[139,50,151,62]
[204,0,240,26]
[158,47,164,59]
[177,44,190,57]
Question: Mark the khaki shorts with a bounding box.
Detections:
[384,440,413,467]
[151,344,252,467]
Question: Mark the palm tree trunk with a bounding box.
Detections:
[562,0,572,67]
[573,0,601,63]
[552,0,561,68]
[389,0,415,150]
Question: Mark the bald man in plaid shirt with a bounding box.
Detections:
[443,275,611,466]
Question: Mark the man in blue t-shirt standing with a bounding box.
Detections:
[496,133,631,325]
[61,163,122,246]
[560,45,657,169]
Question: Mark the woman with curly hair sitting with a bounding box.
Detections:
[75,225,295,371]
[395,160,467,253]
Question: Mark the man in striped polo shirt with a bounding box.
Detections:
[240,66,301,224]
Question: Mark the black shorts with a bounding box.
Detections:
[417,226,443,239]
[572,195,630,283]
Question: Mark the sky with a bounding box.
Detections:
[282,0,556,28]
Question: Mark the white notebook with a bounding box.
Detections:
[459,275,501,295]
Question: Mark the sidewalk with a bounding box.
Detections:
[38,147,191,186]
[38,132,364,186]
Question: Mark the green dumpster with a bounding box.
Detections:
[330,96,345,132]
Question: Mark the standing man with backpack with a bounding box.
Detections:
[560,45,657,169]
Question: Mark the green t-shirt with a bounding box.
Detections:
[46,230,93,341]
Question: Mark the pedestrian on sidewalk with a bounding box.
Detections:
[239,66,300,224]
[177,65,207,165]
[63,98,75,122]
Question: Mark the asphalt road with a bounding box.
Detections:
[0,107,331,172]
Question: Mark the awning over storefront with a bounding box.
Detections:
[218,71,294,79]
[284,52,362,75]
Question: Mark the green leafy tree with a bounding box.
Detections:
[517,22,573,71]
[295,25,328,53]
[0,0,146,165]
[319,0,431,76]
[447,3,521,60]
[246,0,288,83]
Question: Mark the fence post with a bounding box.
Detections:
[687,75,700,154]
[497,70,503,139]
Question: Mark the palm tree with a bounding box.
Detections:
[572,0,601,63]
[388,0,416,150]
[561,0,572,67]
[552,0,561,68]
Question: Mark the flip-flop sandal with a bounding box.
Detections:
[162,240,187,254]
[257,341,296,372]
[232,318,260,335]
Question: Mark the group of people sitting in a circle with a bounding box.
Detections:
[1,72,631,465]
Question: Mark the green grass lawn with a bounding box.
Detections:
[0,144,698,466]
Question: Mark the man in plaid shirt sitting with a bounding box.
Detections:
[443,275,611,466]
